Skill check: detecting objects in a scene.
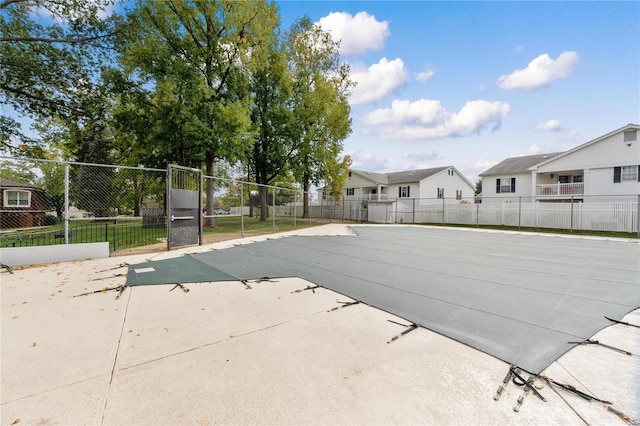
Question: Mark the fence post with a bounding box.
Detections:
[637,195,640,237]
[240,182,244,238]
[570,196,574,233]
[64,163,70,244]
[476,199,479,227]
[411,198,415,224]
[518,197,522,230]
[272,190,276,233]
[442,194,445,224]
[320,195,324,224]
[113,224,117,252]
[293,191,297,230]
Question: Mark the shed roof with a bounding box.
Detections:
[479,153,563,176]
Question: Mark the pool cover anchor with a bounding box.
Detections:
[386,321,418,344]
[328,300,360,312]
[605,316,640,329]
[513,373,546,412]
[539,375,612,404]
[568,339,632,356]
[291,285,321,294]
[73,285,128,300]
[493,365,546,409]
[540,375,637,425]
[169,283,190,293]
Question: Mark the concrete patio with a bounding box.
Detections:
[1,225,638,425]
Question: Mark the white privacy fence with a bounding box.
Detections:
[330,196,640,234]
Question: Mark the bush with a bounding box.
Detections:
[44,215,60,226]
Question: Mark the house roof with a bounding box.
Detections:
[0,177,38,189]
[352,166,450,185]
[479,123,640,177]
[479,153,563,176]
[531,123,640,169]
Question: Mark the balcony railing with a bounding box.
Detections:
[366,193,389,201]
[536,183,584,196]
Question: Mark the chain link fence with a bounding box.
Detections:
[0,157,340,253]
[2,155,637,255]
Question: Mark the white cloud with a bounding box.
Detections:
[527,144,541,154]
[318,11,390,56]
[364,99,511,140]
[416,68,435,83]
[402,151,441,162]
[350,152,388,171]
[536,119,561,131]
[498,51,580,90]
[349,58,409,105]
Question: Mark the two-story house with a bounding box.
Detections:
[343,166,475,202]
[479,124,640,202]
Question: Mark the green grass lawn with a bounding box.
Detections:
[203,215,333,235]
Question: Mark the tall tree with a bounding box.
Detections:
[249,26,296,221]
[0,0,118,155]
[119,0,278,227]
[286,17,353,218]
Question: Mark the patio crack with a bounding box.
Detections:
[99,286,133,425]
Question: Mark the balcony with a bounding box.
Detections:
[536,183,584,196]
[366,193,389,201]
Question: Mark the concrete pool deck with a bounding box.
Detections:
[1,224,638,425]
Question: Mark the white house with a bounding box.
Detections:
[479,124,640,202]
[343,166,475,202]
[335,166,475,223]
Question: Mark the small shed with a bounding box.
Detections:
[0,178,49,229]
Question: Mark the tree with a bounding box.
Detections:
[475,179,482,195]
[286,17,353,218]
[249,27,296,221]
[118,0,279,227]
[0,0,118,155]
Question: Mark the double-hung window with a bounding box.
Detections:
[4,190,31,207]
[345,188,355,196]
[455,190,462,200]
[496,178,516,193]
[398,186,410,198]
[436,188,444,199]
[613,166,640,182]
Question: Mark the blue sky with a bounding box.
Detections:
[278,1,640,184]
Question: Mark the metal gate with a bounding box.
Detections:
[167,165,202,250]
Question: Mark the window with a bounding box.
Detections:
[624,130,637,142]
[614,166,640,183]
[4,190,31,207]
[348,171,352,177]
[437,187,444,199]
[398,186,410,198]
[346,188,355,196]
[573,175,583,183]
[496,178,516,193]
[456,190,462,200]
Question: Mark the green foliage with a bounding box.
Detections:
[475,179,483,195]
[0,0,118,154]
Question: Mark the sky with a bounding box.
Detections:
[277,1,640,184]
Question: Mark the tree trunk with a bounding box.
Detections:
[303,173,310,219]
[205,153,216,228]
[259,185,269,221]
